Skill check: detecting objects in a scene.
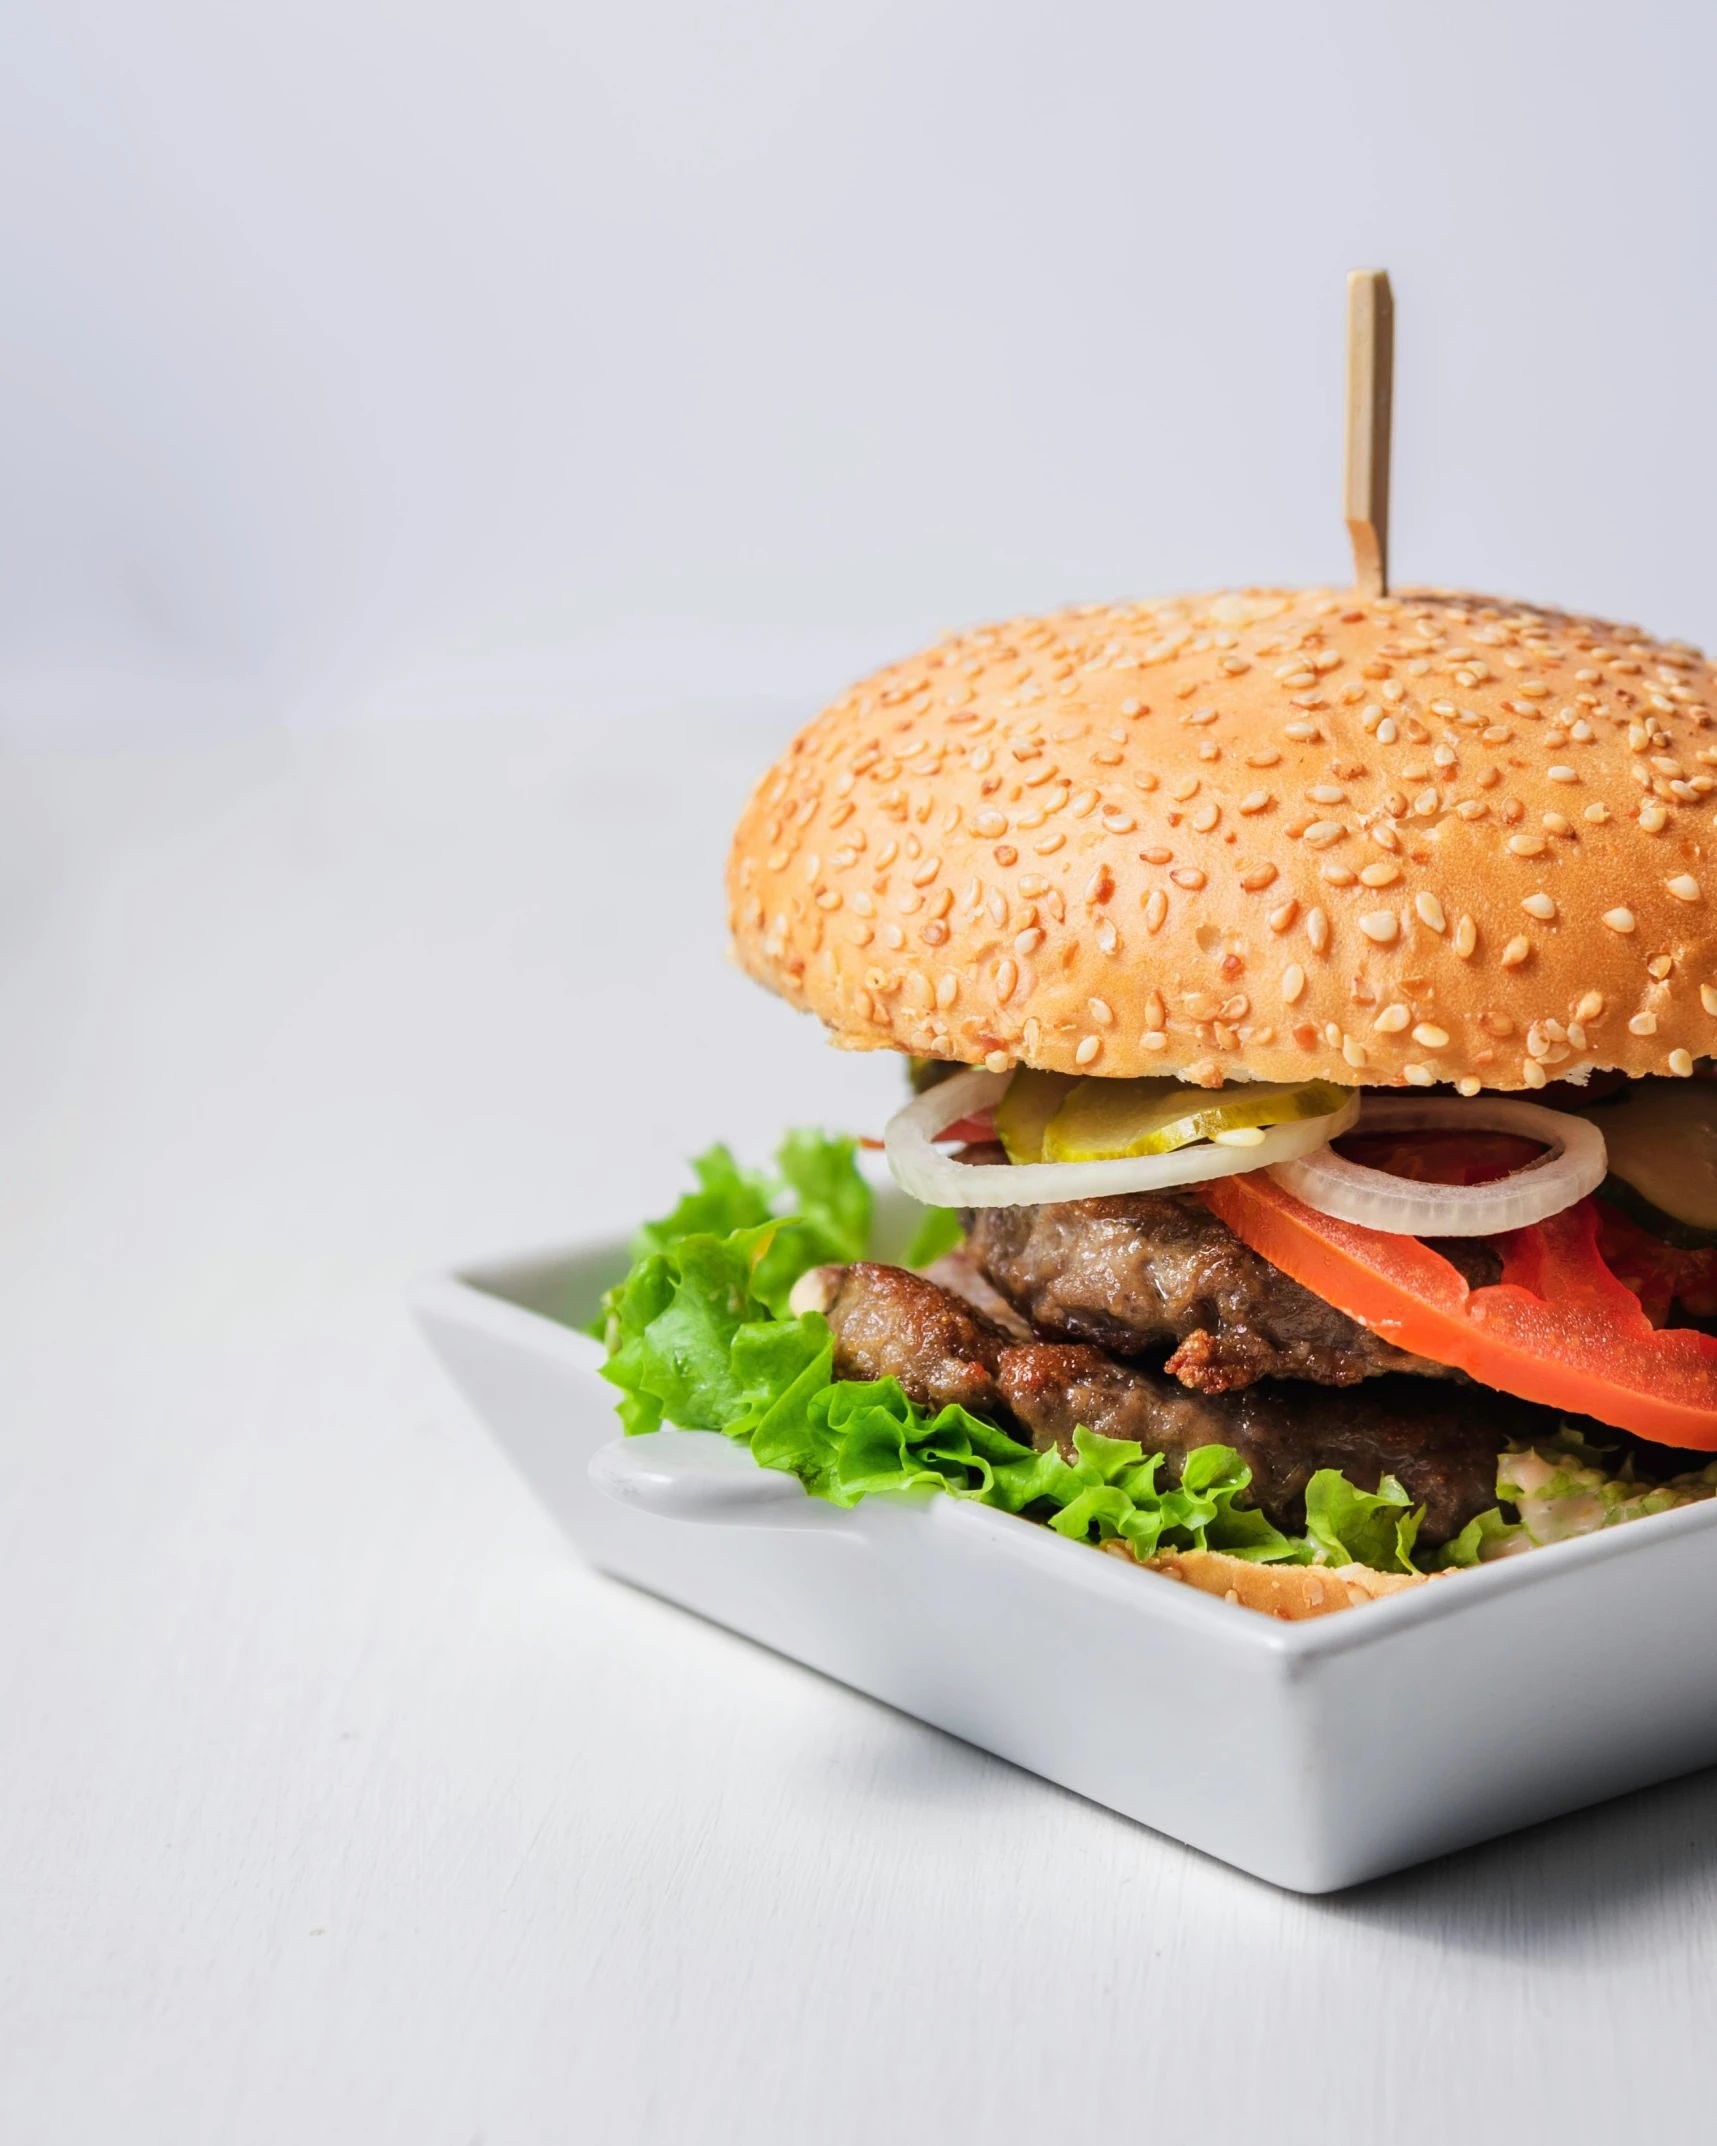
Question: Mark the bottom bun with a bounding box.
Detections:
[1104,1542,1442,1619]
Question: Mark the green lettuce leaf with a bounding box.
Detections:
[1303,1469,1423,1574]
[594,1131,873,1340]
[631,1144,774,1261]
[774,1129,872,1266]
[904,1205,965,1269]
[1432,1507,1524,1568]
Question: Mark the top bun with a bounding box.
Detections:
[727,587,1717,1091]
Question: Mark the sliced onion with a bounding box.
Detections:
[1268,1095,1608,1236]
[885,1066,1361,1209]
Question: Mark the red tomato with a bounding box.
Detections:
[1201,1172,1717,1450]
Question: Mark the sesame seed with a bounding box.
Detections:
[1456,1077,1482,1097]
[1501,937,1532,968]
[1119,700,1142,718]
[1671,1049,1695,1076]
[1585,802,1611,824]
[1239,789,1272,814]
[1403,1063,1436,1086]
[1285,721,1320,741]
[1359,911,1399,944]
[1307,907,1330,954]
[1413,1023,1451,1048]
[1099,812,1135,835]
[993,957,1017,1003]
[1015,927,1044,955]
[1547,765,1578,783]
[1238,863,1278,891]
[1170,868,1207,890]
[1703,985,1717,1016]
[1374,1003,1409,1032]
[1140,1030,1167,1050]
[1281,963,1306,1004]
[1303,820,1347,848]
[1033,834,1065,854]
[974,811,1007,837]
[1415,891,1447,932]
[1629,1012,1658,1037]
[1308,784,1346,804]
[1076,1035,1102,1066]
[1521,893,1557,921]
[1084,864,1114,903]
[994,844,1018,865]
[1376,718,1399,744]
[1507,833,1547,857]
[1668,874,1702,902]
[1602,908,1637,934]
[1191,803,1220,832]
[1575,992,1605,1022]
[1542,813,1571,836]
[1143,889,1168,933]
[1360,860,1401,887]
[1639,801,1669,832]
[1341,1034,1368,1068]
[1268,899,1299,933]
[1088,997,1115,1027]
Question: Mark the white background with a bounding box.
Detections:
[5,0,1717,731]
[6,5,1717,2142]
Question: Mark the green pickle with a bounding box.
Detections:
[1034,1074,1350,1163]
[992,1069,1079,1163]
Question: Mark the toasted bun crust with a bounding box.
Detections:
[1105,1540,1436,1618]
[727,587,1717,1090]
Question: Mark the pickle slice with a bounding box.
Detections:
[1573,1082,1717,1236]
[993,1069,1080,1163]
[1041,1075,1352,1163]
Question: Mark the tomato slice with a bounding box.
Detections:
[1201,1172,1717,1449]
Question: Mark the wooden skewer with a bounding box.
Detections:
[1344,269,1394,599]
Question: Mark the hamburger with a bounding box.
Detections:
[599,290,1717,1615]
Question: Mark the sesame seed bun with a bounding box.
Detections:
[1104,1540,1438,1618]
[727,587,1717,1091]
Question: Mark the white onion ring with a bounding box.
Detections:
[1268,1094,1608,1236]
[885,1066,1361,1209]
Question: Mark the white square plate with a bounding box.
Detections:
[413,1187,1717,1893]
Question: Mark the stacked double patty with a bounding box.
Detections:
[812,1167,1562,1548]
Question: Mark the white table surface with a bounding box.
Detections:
[6,705,1716,2145]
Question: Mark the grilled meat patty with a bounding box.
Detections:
[960,1186,1459,1392]
[817,1258,1541,1545]
[814,1259,1011,1416]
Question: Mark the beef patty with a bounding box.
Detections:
[961,1187,1470,1392]
[816,1259,1531,1545]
